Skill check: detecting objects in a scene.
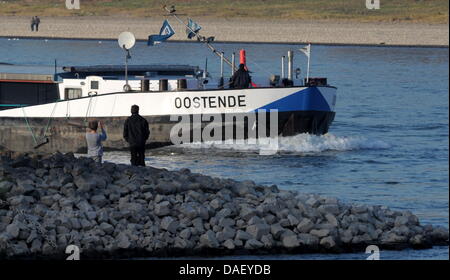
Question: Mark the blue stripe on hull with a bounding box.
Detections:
[257,87,331,112]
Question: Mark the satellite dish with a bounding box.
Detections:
[118,32,136,50]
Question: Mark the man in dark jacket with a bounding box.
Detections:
[123,105,150,166]
[230,64,251,89]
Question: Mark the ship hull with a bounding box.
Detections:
[0,86,336,153]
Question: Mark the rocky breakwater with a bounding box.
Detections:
[0,153,448,259]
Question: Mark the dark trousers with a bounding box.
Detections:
[130,145,146,166]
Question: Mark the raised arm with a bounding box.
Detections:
[99,121,107,141]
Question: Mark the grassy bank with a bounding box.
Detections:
[0,0,448,23]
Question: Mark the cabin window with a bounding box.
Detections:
[64,88,82,99]
[90,81,99,90]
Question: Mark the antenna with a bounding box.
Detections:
[118,32,136,92]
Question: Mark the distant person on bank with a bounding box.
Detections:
[34,16,41,32]
[123,105,150,166]
[30,17,35,31]
[86,120,107,163]
[230,63,251,89]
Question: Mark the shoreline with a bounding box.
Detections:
[0,16,448,47]
[1,36,449,49]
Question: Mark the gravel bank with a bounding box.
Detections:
[0,153,448,259]
[0,16,448,46]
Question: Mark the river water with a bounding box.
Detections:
[0,38,448,260]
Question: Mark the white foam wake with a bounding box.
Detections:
[179,133,391,154]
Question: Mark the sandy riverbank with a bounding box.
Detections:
[0,16,448,46]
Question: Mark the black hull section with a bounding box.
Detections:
[0,111,335,153]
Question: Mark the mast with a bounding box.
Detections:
[163,5,237,72]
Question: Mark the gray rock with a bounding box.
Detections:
[179,228,191,240]
[316,205,338,216]
[90,195,108,207]
[223,239,235,250]
[42,242,54,255]
[240,207,257,221]
[99,222,114,235]
[197,206,210,220]
[8,195,35,207]
[30,239,42,253]
[429,226,449,241]
[260,234,274,248]
[70,218,81,230]
[245,239,264,249]
[352,233,373,244]
[15,181,36,196]
[180,205,198,219]
[392,225,411,237]
[320,236,336,249]
[97,210,109,223]
[296,218,314,233]
[35,169,48,178]
[324,197,339,205]
[199,230,219,248]
[282,235,299,248]
[192,217,205,233]
[315,223,337,231]
[56,226,70,234]
[216,226,236,242]
[340,229,353,243]
[279,218,290,227]
[351,204,368,214]
[310,229,330,238]
[116,232,131,249]
[236,219,246,228]
[187,190,205,202]
[236,230,253,241]
[40,196,54,207]
[270,223,286,239]
[248,216,264,226]
[11,241,29,256]
[381,232,408,244]
[155,201,171,216]
[233,239,243,247]
[140,184,154,193]
[73,175,97,192]
[161,216,179,233]
[216,208,233,219]
[325,213,339,227]
[394,215,409,227]
[232,182,257,197]
[264,214,277,225]
[218,217,235,228]
[77,200,93,212]
[0,181,13,198]
[209,198,223,210]
[305,197,320,208]
[298,233,319,246]
[80,219,93,230]
[287,214,300,226]
[409,234,426,246]
[246,223,270,240]
[85,211,97,220]
[6,223,19,239]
